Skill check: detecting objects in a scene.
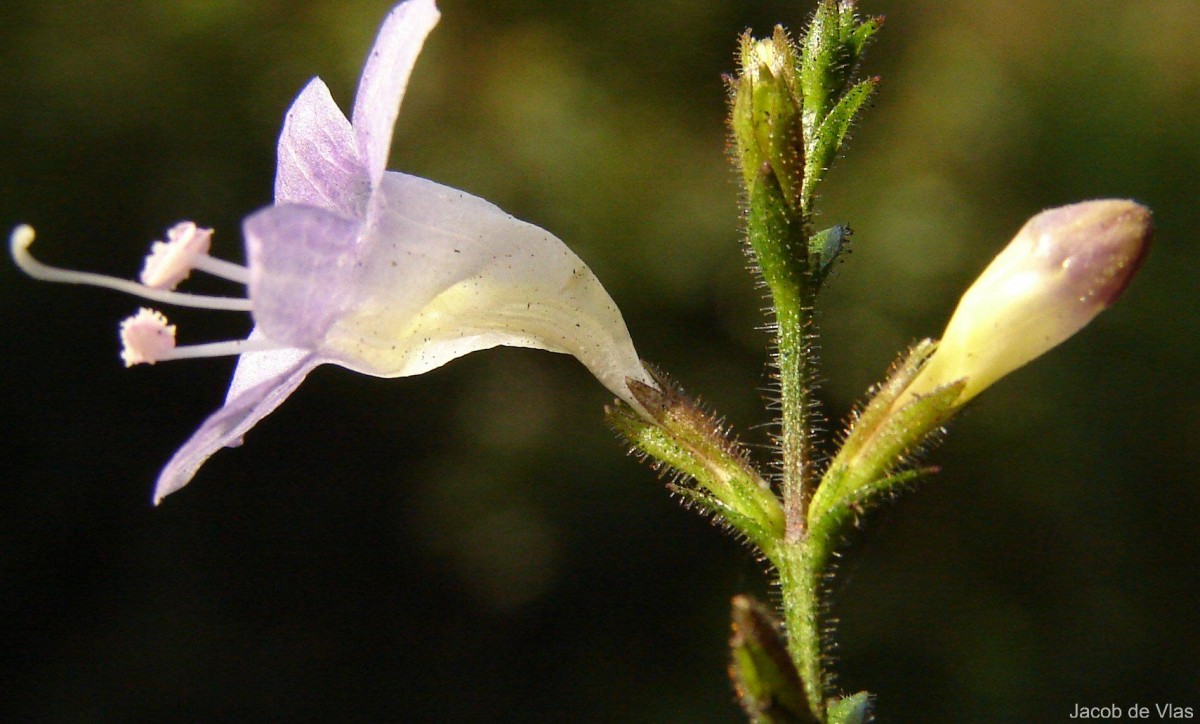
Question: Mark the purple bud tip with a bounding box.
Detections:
[1018,199,1152,309]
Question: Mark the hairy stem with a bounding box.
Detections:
[744,171,817,544]
[774,282,817,544]
[746,173,829,718]
[776,538,830,720]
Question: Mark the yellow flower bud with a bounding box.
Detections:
[899,199,1152,408]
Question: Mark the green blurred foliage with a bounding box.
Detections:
[1,0,1196,721]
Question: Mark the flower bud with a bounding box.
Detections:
[899,199,1151,407]
[730,27,804,207]
[729,594,810,722]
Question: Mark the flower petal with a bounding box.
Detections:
[350,0,440,190]
[320,172,653,406]
[275,78,370,218]
[153,353,320,504]
[243,203,364,349]
[226,328,311,406]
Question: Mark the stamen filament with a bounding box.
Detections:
[192,254,251,284]
[10,225,253,312]
[160,336,283,361]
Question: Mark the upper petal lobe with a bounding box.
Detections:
[351,0,441,190]
[275,78,371,218]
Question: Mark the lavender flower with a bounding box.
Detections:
[10,0,652,503]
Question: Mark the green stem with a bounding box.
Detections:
[733,10,886,715]
[747,170,828,719]
[776,539,830,720]
[774,282,816,544]
[745,171,816,544]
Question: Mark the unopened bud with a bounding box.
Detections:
[900,199,1151,407]
[729,595,811,722]
[730,27,804,207]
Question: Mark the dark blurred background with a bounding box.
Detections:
[2,1,1196,721]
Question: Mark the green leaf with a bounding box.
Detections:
[799,0,840,138]
[847,14,883,62]
[800,1,882,141]
[802,77,878,209]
